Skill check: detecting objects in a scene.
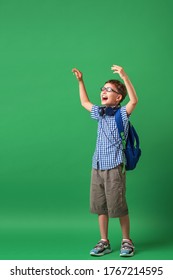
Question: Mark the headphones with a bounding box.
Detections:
[98,106,120,117]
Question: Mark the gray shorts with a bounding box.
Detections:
[90,165,128,218]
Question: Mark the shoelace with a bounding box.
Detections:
[95,240,108,249]
[121,241,134,250]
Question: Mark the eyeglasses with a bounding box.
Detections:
[100,86,120,94]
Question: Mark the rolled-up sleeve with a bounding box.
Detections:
[90,105,100,120]
[120,106,130,139]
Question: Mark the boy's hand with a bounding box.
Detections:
[112,65,138,115]
[111,65,127,80]
[72,68,83,81]
[72,68,92,112]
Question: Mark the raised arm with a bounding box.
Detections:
[72,68,93,112]
[111,65,138,115]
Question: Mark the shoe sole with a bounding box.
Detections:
[120,252,134,257]
[90,249,112,256]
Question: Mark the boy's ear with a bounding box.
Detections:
[116,94,122,102]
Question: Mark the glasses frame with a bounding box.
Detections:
[100,86,120,95]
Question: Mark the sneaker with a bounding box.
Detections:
[120,239,135,257]
[90,239,112,256]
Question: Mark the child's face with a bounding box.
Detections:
[100,82,122,106]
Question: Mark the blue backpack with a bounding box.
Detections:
[115,108,141,171]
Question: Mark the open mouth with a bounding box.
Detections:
[102,97,108,101]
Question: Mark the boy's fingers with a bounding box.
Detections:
[112,66,121,71]
[72,70,77,74]
[72,68,79,73]
[111,66,119,70]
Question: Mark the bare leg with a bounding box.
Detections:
[119,214,130,239]
[90,214,111,256]
[98,214,109,240]
[119,214,134,256]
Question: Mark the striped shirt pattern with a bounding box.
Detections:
[91,105,129,170]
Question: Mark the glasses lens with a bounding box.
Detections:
[101,87,117,93]
[106,87,112,92]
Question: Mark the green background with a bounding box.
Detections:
[0,0,173,260]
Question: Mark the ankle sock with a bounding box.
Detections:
[101,239,109,243]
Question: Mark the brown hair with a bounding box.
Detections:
[105,79,127,103]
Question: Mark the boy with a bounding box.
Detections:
[72,65,138,257]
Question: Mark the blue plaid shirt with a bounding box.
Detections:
[91,105,129,170]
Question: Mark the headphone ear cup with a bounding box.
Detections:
[99,106,119,116]
[105,107,114,116]
[98,107,105,116]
